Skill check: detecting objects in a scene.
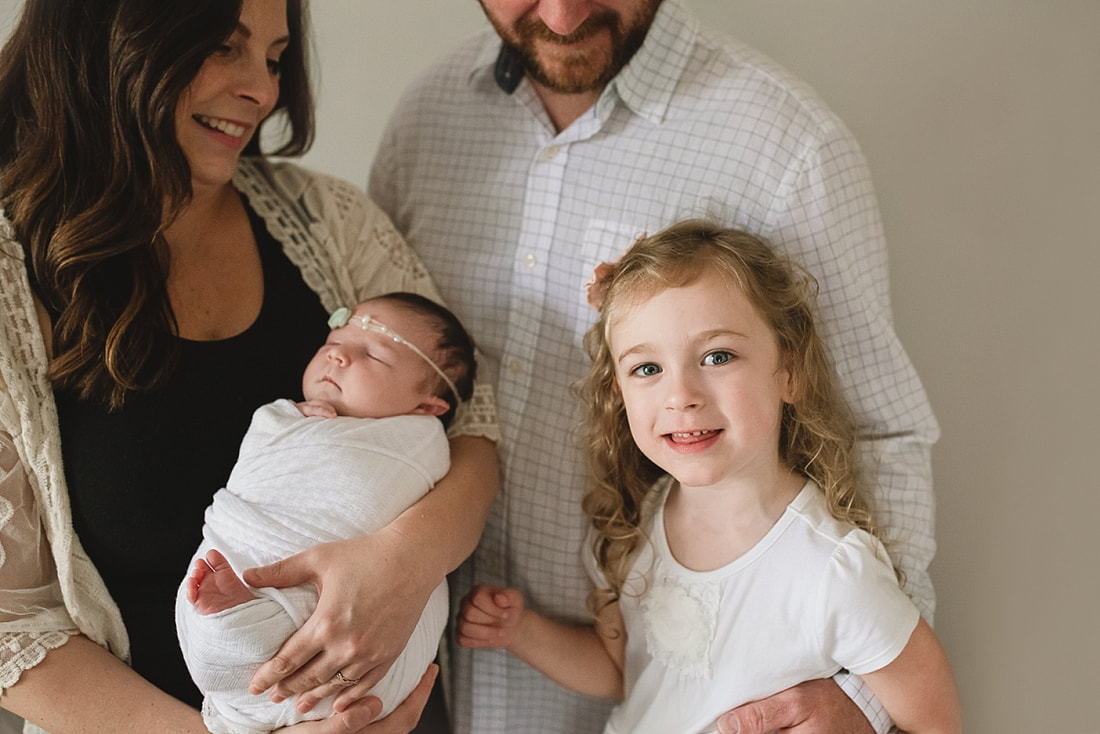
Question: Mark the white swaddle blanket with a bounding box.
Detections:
[175,400,450,734]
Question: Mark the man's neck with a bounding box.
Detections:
[529,78,603,133]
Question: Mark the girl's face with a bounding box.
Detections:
[301,301,448,420]
[608,270,795,492]
[174,0,288,191]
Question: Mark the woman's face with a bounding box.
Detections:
[174,0,289,191]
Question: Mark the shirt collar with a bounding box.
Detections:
[467,0,699,126]
[605,0,698,125]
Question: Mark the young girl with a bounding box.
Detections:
[457,221,961,734]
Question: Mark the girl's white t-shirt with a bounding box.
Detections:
[587,477,919,734]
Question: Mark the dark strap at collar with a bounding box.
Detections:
[494,45,525,94]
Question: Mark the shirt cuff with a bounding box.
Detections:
[835,669,894,734]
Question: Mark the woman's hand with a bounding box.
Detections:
[244,527,438,712]
[277,665,438,734]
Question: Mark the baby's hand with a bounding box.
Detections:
[296,399,338,418]
[456,585,525,651]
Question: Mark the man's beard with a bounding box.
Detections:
[486,1,660,95]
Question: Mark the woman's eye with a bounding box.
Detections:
[703,350,733,366]
[631,363,661,377]
[267,58,282,76]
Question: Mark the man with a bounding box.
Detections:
[369,2,939,732]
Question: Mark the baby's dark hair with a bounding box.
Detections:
[372,292,477,428]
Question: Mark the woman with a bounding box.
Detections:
[0,0,498,731]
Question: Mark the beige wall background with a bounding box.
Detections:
[2,2,1097,733]
[311,5,1100,730]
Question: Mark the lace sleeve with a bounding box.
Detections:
[446,381,501,443]
[0,430,76,691]
[240,162,502,444]
[322,175,502,444]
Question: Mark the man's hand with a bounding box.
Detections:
[716,678,874,734]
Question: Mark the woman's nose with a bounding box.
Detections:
[234,56,278,111]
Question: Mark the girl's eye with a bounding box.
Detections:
[267,58,282,76]
[703,350,733,366]
[631,363,662,377]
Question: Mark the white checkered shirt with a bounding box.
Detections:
[370,2,939,732]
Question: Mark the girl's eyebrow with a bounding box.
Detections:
[615,342,652,366]
[700,328,748,341]
[616,328,748,364]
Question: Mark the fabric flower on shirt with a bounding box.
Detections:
[585,261,617,311]
[584,233,647,311]
[641,570,719,680]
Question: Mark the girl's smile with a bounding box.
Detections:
[663,428,722,453]
[609,269,795,492]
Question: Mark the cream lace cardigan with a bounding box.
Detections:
[0,159,498,722]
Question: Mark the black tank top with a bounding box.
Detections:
[55,203,329,706]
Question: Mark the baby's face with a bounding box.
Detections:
[302,301,441,419]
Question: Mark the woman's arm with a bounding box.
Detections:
[1,635,426,734]
[0,635,207,733]
[243,435,499,711]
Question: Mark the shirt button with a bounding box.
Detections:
[522,253,538,268]
[508,359,524,375]
[542,145,560,160]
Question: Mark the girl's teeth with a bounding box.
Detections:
[672,430,712,438]
[198,115,246,137]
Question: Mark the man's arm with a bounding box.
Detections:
[729,126,939,734]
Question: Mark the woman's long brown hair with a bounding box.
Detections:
[0,0,314,409]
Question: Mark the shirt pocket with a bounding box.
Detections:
[572,219,647,346]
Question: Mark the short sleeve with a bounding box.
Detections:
[816,530,919,676]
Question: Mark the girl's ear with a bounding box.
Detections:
[780,363,798,404]
[413,395,450,417]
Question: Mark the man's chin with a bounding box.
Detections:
[529,64,612,95]
[522,44,617,95]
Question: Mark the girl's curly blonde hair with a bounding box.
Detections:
[580,220,887,613]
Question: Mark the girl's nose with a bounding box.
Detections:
[663,372,704,411]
